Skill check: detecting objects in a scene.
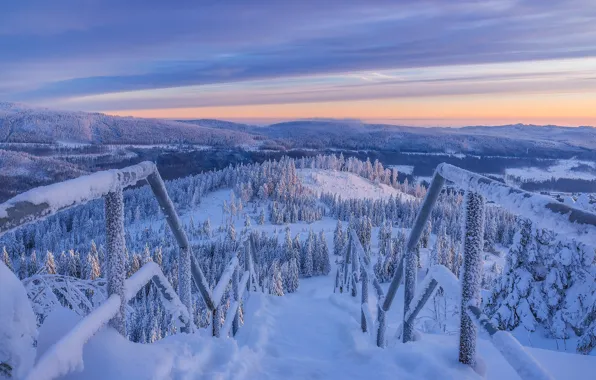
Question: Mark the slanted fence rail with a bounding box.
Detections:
[337,162,595,380]
[0,161,255,380]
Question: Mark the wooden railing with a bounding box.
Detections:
[0,162,256,380]
[336,162,595,380]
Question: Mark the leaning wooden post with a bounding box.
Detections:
[232,266,240,336]
[351,238,358,298]
[400,172,445,342]
[361,267,368,333]
[105,187,127,336]
[343,233,352,292]
[459,191,485,366]
[213,306,221,337]
[146,168,211,332]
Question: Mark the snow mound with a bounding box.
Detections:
[36,307,250,380]
[0,262,37,378]
[298,169,414,201]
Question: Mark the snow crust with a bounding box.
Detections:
[0,262,37,378]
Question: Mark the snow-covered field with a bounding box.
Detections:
[388,165,414,175]
[298,169,414,201]
[505,159,596,182]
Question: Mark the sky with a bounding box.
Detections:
[1,0,596,126]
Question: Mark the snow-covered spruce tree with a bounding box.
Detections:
[287,257,300,293]
[485,218,546,332]
[18,254,27,280]
[28,251,39,277]
[86,252,101,280]
[258,209,266,225]
[318,231,331,276]
[203,218,212,238]
[269,261,284,296]
[302,230,314,277]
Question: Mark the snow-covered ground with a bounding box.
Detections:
[35,260,596,380]
[505,159,596,182]
[388,165,414,175]
[298,169,414,201]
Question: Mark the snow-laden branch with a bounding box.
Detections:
[437,163,596,246]
[212,257,239,309]
[26,262,195,380]
[0,161,156,237]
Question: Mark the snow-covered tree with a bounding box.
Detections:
[44,251,57,275]
[333,220,345,256]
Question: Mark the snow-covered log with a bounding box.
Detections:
[437,162,596,246]
[25,295,121,380]
[104,188,126,336]
[0,162,156,237]
[459,191,485,366]
[467,306,554,380]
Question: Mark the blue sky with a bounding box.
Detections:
[1,0,596,125]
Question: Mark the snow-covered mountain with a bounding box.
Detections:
[0,103,257,146]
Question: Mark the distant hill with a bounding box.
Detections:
[0,103,257,146]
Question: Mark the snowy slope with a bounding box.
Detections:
[298,169,415,202]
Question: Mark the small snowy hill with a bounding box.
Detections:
[298,169,415,202]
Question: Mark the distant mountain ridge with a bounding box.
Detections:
[1,103,596,156]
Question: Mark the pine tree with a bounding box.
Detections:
[86,252,101,280]
[28,251,39,277]
[287,258,300,293]
[333,220,345,256]
[269,261,284,296]
[45,251,57,275]
[153,246,163,267]
[2,246,12,272]
[19,253,27,280]
[203,218,212,237]
[302,230,314,277]
[259,209,266,225]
